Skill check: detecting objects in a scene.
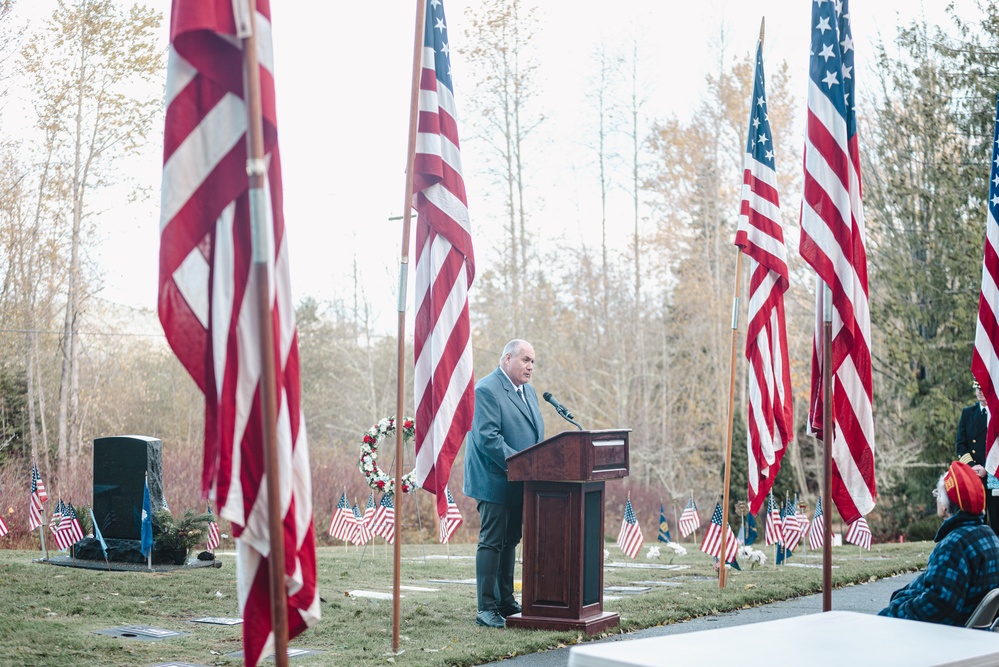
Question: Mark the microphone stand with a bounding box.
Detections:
[555,407,583,430]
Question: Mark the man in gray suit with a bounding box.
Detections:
[464,339,545,628]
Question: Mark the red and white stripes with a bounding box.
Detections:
[973,92,999,476]
[735,41,793,515]
[798,0,875,524]
[412,0,476,521]
[158,2,318,664]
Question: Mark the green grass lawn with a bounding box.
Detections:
[0,540,931,667]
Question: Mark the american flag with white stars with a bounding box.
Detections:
[736,38,793,516]
[413,0,477,525]
[798,0,875,525]
[616,498,644,559]
[973,91,999,477]
[808,497,824,551]
[700,502,738,564]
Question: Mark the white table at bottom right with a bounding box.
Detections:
[567,611,999,667]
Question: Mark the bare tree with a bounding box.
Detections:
[21,0,161,486]
[460,0,544,333]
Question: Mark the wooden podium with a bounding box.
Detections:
[504,429,630,633]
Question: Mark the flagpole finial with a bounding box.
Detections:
[759,17,765,45]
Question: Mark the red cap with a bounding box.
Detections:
[944,461,985,515]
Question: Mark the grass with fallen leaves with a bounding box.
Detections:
[0,539,931,667]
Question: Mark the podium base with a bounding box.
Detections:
[504,611,619,634]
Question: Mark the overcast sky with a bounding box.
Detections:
[6,0,982,332]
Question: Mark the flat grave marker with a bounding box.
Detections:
[226,648,322,661]
[93,625,186,641]
[189,617,243,625]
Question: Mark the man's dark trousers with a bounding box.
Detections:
[476,500,522,612]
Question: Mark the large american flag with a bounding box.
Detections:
[328,492,355,543]
[736,40,793,516]
[616,498,645,559]
[158,2,319,663]
[764,493,783,546]
[439,487,463,544]
[808,497,824,551]
[678,497,701,538]
[798,0,875,524]
[845,515,872,550]
[29,463,47,531]
[372,494,396,545]
[412,0,476,523]
[973,92,999,476]
[700,502,738,564]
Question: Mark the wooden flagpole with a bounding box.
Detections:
[719,248,744,589]
[343,486,349,554]
[720,18,766,588]
[690,490,697,543]
[671,500,679,544]
[393,0,428,655]
[822,284,834,612]
[35,462,48,560]
[37,507,48,561]
[770,492,777,569]
[236,1,290,664]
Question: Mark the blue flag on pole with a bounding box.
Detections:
[657,504,671,543]
[745,513,758,546]
[140,477,153,558]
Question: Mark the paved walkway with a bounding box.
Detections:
[481,570,920,667]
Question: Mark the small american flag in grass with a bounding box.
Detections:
[845,515,872,551]
[372,494,396,545]
[439,487,463,544]
[700,502,738,564]
[207,505,221,552]
[678,497,700,538]
[616,498,644,559]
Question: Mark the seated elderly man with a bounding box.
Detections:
[879,461,999,625]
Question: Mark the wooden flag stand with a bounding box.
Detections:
[822,284,834,612]
[720,247,743,589]
[720,18,766,588]
[391,0,429,656]
[237,1,290,664]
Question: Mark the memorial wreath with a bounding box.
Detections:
[358,416,418,496]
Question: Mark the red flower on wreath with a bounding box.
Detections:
[358,416,418,497]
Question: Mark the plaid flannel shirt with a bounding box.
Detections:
[879,511,999,626]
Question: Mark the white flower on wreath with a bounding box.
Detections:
[357,416,418,496]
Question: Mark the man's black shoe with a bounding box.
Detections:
[475,610,506,628]
[498,601,522,617]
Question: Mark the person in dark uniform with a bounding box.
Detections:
[956,380,999,536]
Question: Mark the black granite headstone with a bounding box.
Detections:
[93,435,166,540]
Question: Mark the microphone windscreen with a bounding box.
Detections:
[543,391,553,401]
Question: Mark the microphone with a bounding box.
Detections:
[543,392,574,421]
